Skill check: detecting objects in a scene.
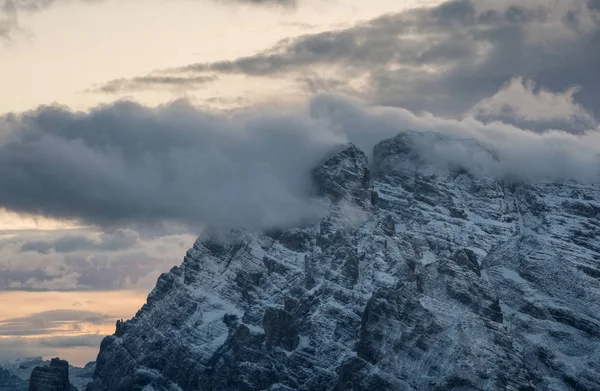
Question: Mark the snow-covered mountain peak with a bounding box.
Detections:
[87,132,600,391]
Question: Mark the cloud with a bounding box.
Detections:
[34,334,105,348]
[0,309,113,337]
[3,309,112,324]
[0,334,104,360]
[0,228,195,291]
[87,75,219,94]
[467,77,597,133]
[0,290,147,363]
[0,99,338,230]
[307,93,600,182]
[20,229,139,254]
[1,309,112,326]
[0,0,18,39]
[123,0,599,129]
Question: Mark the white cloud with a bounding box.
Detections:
[467,77,597,132]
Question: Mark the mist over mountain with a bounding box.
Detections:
[1,91,598,233]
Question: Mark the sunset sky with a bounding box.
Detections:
[1,0,599,366]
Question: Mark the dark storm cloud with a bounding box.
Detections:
[0,99,336,230]
[132,0,599,129]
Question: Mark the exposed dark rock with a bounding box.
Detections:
[1,359,91,391]
[313,143,370,204]
[263,307,299,351]
[452,248,480,276]
[279,229,312,252]
[380,215,395,237]
[28,359,76,391]
[370,191,379,207]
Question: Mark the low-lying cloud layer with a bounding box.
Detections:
[20,229,139,254]
[0,334,104,361]
[0,228,195,291]
[0,99,340,230]
[1,86,599,235]
[0,309,112,337]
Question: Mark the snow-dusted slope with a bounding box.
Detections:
[88,132,600,391]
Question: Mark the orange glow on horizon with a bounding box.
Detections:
[0,290,149,366]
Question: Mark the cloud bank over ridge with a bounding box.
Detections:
[1,87,599,233]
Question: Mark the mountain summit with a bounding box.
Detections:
[88,131,600,391]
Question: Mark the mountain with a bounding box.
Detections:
[0,359,94,391]
[88,131,600,391]
[28,358,77,391]
[0,366,27,391]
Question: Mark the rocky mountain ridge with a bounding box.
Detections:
[87,131,600,390]
[0,366,27,391]
[0,358,94,391]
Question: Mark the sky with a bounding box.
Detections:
[1,0,599,366]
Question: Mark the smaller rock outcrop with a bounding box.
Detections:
[28,359,77,391]
[313,143,371,205]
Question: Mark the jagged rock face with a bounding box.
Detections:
[313,143,370,205]
[90,134,600,391]
[0,366,27,391]
[28,359,76,391]
[0,359,92,391]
